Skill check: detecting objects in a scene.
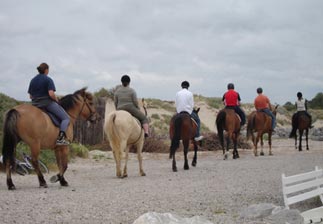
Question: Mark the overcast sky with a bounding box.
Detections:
[0,0,322,104]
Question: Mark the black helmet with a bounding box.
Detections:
[121,75,130,84]
[297,92,302,98]
[257,87,263,94]
[181,81,190,88]
[227,83,234,90]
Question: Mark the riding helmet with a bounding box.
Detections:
[121,75,131,84]
[227,83,234,89]
[297,92,302,98]
[181,81,190,88]
[257,87,263,94]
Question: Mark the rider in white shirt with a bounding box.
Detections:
[175,81,203,141]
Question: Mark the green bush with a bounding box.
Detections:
[69,143,89,159]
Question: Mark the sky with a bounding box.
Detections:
[0,0,322,104]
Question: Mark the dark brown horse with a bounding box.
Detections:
[169,108,200,172]
[216,108,241,160]
[2,88,98,190]
[292,112,311,151]
[247,105,278,156]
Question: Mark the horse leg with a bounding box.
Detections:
[294,133,297,150]
[112,143,122,178]
[5,159,15,190]
[268,133,273,156]
[191,141,197,167]
[183,140,189,170]
[306,129,309,150]
[53,147,69,186]
[233,133,239,159]
[299,130,303,151]
[136,139,146,176]
[260,135,265,156]
[122,146,129,178]
[30,143,47,188]
[172,153,177,172]
[254,133,260,156]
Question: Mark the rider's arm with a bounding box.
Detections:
[48,90,58,102]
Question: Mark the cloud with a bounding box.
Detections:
[0,0,322,104]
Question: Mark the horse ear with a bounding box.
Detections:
[196,107,200,113]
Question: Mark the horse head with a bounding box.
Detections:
[60,87,99,122]
[272,105,279,116]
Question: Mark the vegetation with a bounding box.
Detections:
[309,92,323,109]
[194,95,223,109]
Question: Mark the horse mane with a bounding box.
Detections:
[59,87,89,111]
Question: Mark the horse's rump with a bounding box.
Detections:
[297,111,310,130]
[169,112,196,141]
[104,110,143,147]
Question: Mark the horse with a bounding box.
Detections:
[292,112,310,151]
[2,88,98,190]
[247,105,278,156]
[104,110,146,178]
[216,108,241,160]
[169,108,200,172]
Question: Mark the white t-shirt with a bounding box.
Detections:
[296,99,306,111]
[175,88,194,114]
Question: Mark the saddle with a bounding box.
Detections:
[176,111,198,127]
[40,109,60,127]
[224,107,241,122]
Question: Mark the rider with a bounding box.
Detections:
[289,92,314,138]
[222,83,246,126]
[175,81,203,141]
[28,63,70,145]
[254,87,276,131]
[114,74,150,137]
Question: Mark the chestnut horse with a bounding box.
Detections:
[293,112,311,151]
[247,105,278,156]
[169,108,200,172]
[216,108,241,160]
[104,110,146,178]
[2,88,98,190]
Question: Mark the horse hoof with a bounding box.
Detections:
[269,153,273,156]
[60,181,69,187]
[50,175,60,183]
[141,172,146,176]
[184,166,189,170]
[8,185,16,190]
[40,183,48,188]
[192,162,196,167]
[172,168,178,172]
[122,174,128,178]
[260,152,264,156]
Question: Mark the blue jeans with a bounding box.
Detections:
[45,102,70,132]
[260,108,276,129]
[191,111,201,137]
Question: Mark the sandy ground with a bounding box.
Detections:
[0,139,323,224]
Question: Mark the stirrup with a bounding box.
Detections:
[56,138,70,146]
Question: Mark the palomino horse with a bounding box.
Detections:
[2,88,98,190]
[293,112,310,151]
[216,108,241,160]
[169,108,200,172]
[247,105,278,156]
[104,110,146,178]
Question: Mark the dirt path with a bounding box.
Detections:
[0,139,322,224]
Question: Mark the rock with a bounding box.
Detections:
[265,209,303,224]
[240,203,277,219]
[133,212,214,224]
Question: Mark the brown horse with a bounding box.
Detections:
[216,108,241,160]
[2,88,98,190]
[169,108,200,172]
[293,112,311,151]
[247,106,278,156]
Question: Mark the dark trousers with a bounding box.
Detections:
[226,106,246,125]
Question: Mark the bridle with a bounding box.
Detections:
[68,97,96,121]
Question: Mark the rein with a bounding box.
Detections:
[68,98,95,121]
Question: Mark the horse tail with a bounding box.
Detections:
[247,114,255,140]
[107,112,120,149]
[216,110,226,147]
[2,109,20,168]
[170,115,182,159]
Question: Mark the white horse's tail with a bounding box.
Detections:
[107,112,121,149]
